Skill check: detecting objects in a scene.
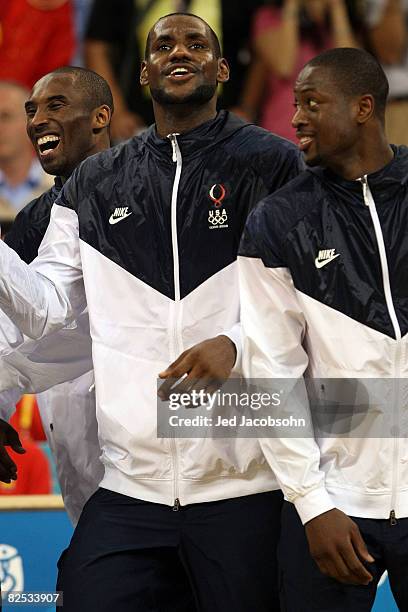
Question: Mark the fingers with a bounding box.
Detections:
[6,428,26,455]
[0,446,17,483]
[0,420,26,454]
[306,511,374,586]
[158,337,235,402]
[158,372,216,404]
[315,532,374,585]
[351,523,375,563]
[158,349,190,379]
[339,544,373,585]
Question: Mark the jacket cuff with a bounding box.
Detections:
[293,486,336,525]
[218,322,241,373]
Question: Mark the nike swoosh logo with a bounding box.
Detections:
[109,212,133,225]
[315,254,340,268]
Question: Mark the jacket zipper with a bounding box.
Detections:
[361,176,401,525]
[168,133,183,511]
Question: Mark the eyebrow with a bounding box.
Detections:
[293,87,317,94]
[154,31,209,45]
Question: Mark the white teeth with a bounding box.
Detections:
[37,135,60,145]
[170,68,189,76]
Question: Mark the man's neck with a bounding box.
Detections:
[0,150,35,187]
[327,137,394,181]
[153,103,217,138]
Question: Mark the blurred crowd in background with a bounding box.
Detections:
[0,0,407,496]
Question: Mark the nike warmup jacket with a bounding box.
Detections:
[239,145,408,524]
[0,112,302,507]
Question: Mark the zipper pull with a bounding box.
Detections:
[172,498,181,511]
[389,509,397,525]
[359,175,369,206]
[168,134,179,163]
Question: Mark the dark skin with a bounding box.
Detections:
[0,419,25,482]
[293,64,394,585]
[140,16,236,395]
[158,336,236,400]
[140,15,230,137]
[25,72,111,180]
[0,70,112,483]
[292,64,393,179]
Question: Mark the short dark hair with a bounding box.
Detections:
[306,48,389,118]
[48,66,114,114]
[144,13,222,60]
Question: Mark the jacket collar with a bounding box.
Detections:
[142,111,250,160]
[311,145,408,196]
[368,144,408,187]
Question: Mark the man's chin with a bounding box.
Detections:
[39,158,63,176]
[150,84,216,107]
[304,153,321,167]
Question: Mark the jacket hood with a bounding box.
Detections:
[141,111,250,160]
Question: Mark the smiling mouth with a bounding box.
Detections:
[37,135,61,156]
[166,67,196,80]
[298,136,314,152]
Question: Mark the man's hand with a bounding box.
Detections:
[158,335,236,400]
[0,419,25,483]
[305,508,375,585]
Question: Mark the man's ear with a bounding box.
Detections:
[92,104,111,132]
[217,58,230,84]
[140,61,149,87]
[356,94,375,125]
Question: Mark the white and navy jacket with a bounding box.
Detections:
[239,145,408,524]
[0,112,301,507]
[0,180,101,525]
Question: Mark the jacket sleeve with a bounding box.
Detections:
[0,389,21,421]
[238,202,335,525]
[218,322,242,373]
[0,309,93,395]
[0,177,86,341]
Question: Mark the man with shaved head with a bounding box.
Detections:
[240,47,408,611]
[0,14,303,611]
[0,67,112,523]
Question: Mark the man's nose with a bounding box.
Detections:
[28,108,48,129]
[291,106,308,129]
[168,43,192,61]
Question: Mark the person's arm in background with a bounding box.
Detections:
[84,40,144,140]
[365,0,406,64]
[84,0,145,141]
[230,57,268,122]
[252,0,302,79]
[328,0,358,47]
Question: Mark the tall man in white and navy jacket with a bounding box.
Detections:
[239,47,408,611]
[0,13,303,612]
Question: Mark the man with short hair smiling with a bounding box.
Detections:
[6,66,113,260]
[239,47,408,610]
[0,67,113,522]
[0,13,302,611]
